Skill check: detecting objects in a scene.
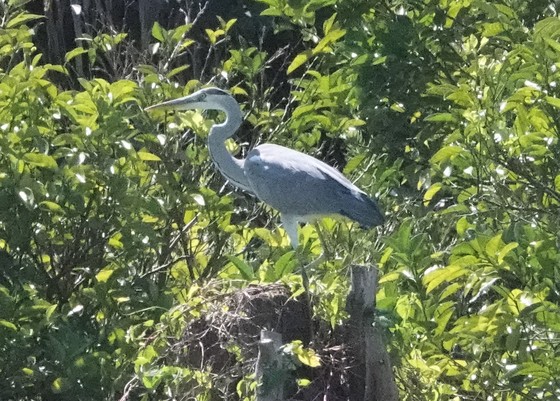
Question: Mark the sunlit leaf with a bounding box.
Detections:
[0,319,17,331]
[343,154,366,175]
[65,47,88,63]
[485,233,503,259]
[39,201,63,213]
[227,255,254,280]
[423,265,469,294]
[430,146,464,165]
[287,50,313,74]
[137,151,161,161]
[51,377,68,393]
[423,183,442,206]
[22,153,58,169]
[6,12,43,28]
[96,267,115,283]
[273,251,297,278]
[312,29,346,54]
[425,113,456,122]
[151,21,165,42]
[498,242,518,264]
[108,235,123,249]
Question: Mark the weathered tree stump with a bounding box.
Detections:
[346,266,399,401]
[256,330,285,401]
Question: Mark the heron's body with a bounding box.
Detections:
[244,143,379,224]
[146,87,384,248]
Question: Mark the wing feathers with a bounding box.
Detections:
[244,144,384,227]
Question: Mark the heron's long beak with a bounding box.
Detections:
[145,93,200,112]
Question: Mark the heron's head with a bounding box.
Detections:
[145,87,234,113]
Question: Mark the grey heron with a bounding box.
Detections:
[146,87,384,251]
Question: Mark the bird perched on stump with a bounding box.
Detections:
[146,87,384,250]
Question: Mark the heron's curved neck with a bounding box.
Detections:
[207,100,251,191]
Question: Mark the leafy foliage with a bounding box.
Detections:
[0,0,560,400]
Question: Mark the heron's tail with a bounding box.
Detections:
[339,192,384,228]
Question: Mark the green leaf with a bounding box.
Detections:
[39,201,63,213]
[46,304,57,321]
[434,301,454,335]
[498,242,518,264]
[439,282,463,301]
[22,153,58,169]
[6,12,43,28]
[506,289,526,315]
[544,37,560,53]
[296,348,321,367]
[297,378,312,387]
[96,267,115,283]
[151,21,165,42]
[511,362,551,379]
[225,18,237,32]
[65,47,88,63]
[323,13,337,35]
[8,0,33,7]
[425,113,456,122]
[137,151,161,161]
[108,234,123,249]
[343,154,366,175]
[260,7,283,16]
[534,17,560,42]
[287,50,313,74]
[482,22,504,37]
[312,29,346,54]
[227,255,254,280]
[231,86,248,96]
[170,24,191,42]
[51,377,69,393]
[167,65,189,78]
[379,271,400,283]
[22,368,34,376]
[545,95,560,109]
[274,251,297,278]
[423,183,442,206]
[423,265,469,294]
[0,319,17,331]
[136,64,158,75]
[485,233,503,258]
[287,341,321,367]
[430,146,463,165]
[456,217,469,236]
[371,55,386,65]
[205,28,225,45]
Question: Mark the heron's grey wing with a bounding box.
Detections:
[243,144,384,227]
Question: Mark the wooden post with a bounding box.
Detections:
[346,266,399,401]
[255,330,284,401]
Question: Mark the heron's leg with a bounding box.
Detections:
[289,222,329,288]
[299,254,311,295]
[296,226,332,344]
[281,214,310,290]
[280,214,315,340]
[280,215,299,249]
